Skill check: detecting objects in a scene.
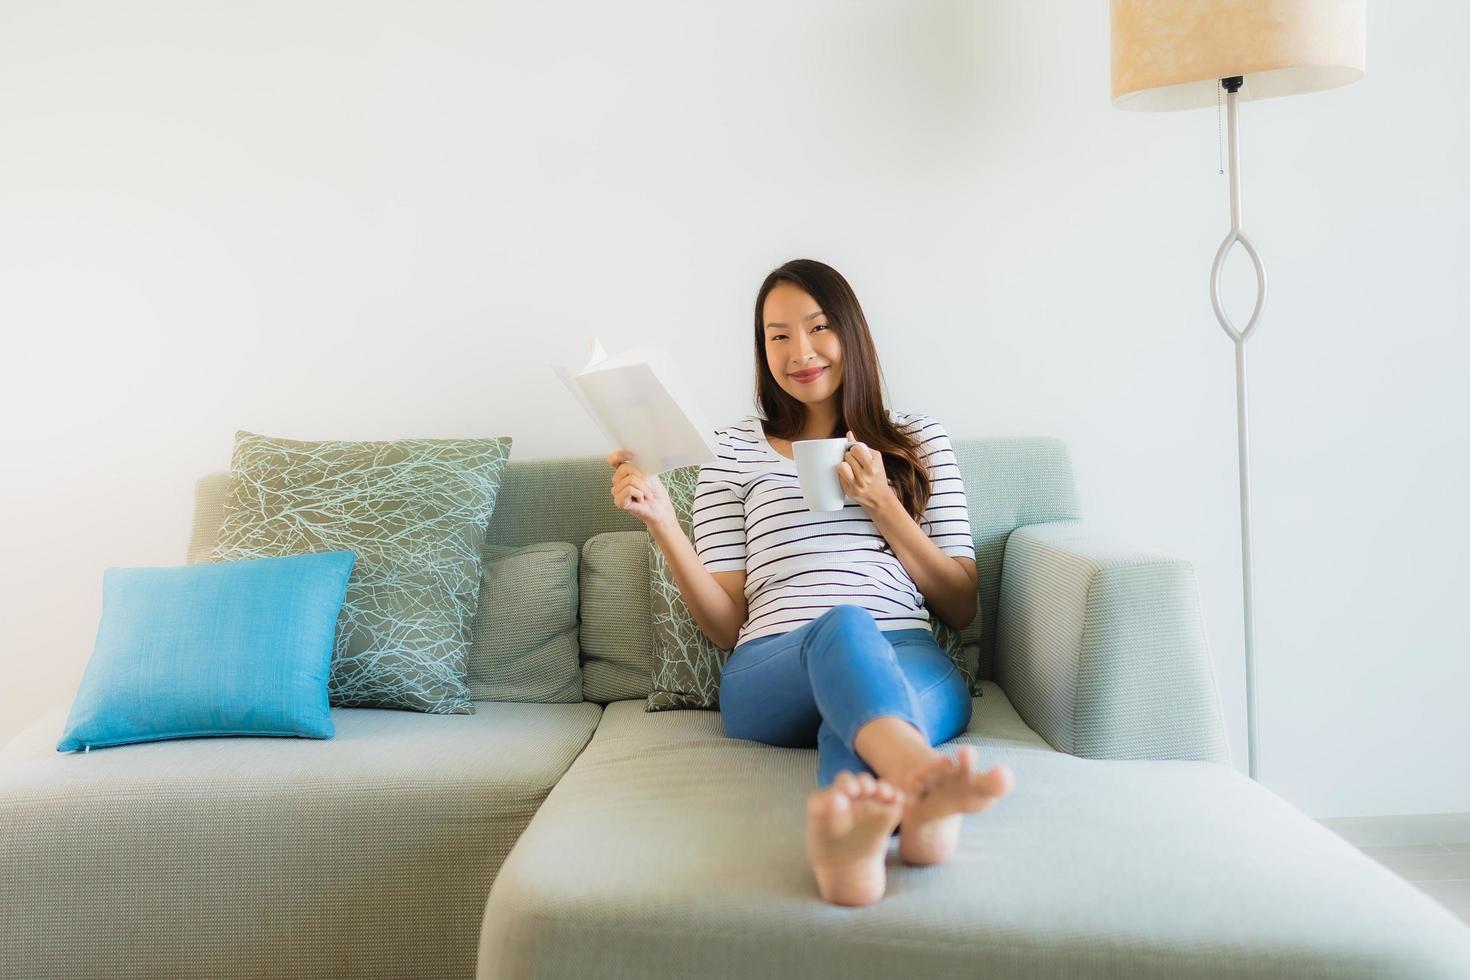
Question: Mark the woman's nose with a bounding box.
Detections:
[792,331,814,362]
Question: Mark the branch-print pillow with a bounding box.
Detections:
[209,431,512,714]
[645,465,978,711]
[646,466,728,711]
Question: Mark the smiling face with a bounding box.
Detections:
[762,281,844,410]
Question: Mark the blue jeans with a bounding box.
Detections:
[718,605,973,788]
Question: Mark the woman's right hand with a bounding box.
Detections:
[607,450,676,532]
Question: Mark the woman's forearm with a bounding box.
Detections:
[648,519,747,650]
[868,497,977,630]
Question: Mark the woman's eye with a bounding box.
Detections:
[770,326,829,340]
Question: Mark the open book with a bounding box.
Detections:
[554,339,718,476]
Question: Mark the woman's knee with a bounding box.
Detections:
[802,606,884,669]
[808,604,880,643]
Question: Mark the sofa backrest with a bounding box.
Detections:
[186,436,1080,683]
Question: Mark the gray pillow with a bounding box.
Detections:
[209,431,512,715]
[578,531,654,703]
[467,543,581,703]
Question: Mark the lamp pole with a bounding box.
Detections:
[1208,75,1266,782]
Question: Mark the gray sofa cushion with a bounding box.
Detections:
[1,700,602,980]
[578,530,654,702]
[477,687,1470,979]
[469,542,581,703]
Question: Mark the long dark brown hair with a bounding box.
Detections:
[753,258,931,521]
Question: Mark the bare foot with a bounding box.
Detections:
[806,771,906,906]
[897,746,1013,866]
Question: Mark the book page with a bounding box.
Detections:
[552,363,618,447]
[566,350,716,475]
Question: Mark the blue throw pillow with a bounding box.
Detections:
[57,550,356,753]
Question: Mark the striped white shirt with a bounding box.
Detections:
[692,412,975,647]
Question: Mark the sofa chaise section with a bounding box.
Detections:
[1,700,601,980]
[476,688,1470,980]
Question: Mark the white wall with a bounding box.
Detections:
[1,0,1464,819]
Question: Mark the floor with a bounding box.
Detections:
[1350,842,1470,926]
[1318,813,1470,927]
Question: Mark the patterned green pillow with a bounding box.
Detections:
[645,465,978,712]
[209,431,512,714]
[646,466,727,711]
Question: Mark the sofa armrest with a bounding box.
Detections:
[994,521,1232,765]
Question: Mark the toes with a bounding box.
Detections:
[808,785,852,835]
[983,763,1015,797]
[947,746,1013,799]
[834,771,859,797]
[855,772,878,796]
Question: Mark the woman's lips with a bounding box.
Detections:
[789,366,826,384]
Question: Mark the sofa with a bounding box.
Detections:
[3,437,1468,979]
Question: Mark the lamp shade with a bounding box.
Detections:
[1111,0,1366,111]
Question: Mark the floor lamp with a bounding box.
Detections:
[1109,1,1366,782]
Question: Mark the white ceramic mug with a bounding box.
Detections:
[792,437,851,512]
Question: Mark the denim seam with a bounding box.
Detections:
[914,663,961,699]
[718,641,790,680]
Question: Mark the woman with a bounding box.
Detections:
[606,258,1014,907]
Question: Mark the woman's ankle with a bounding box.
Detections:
[852,716,941,786]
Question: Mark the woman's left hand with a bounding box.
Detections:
[837,431,899,515]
